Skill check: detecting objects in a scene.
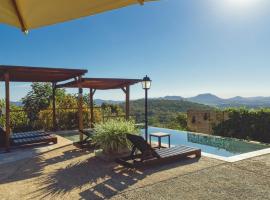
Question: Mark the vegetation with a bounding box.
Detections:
[0,83,212,132]
[22,83,66,129]
[92,119,139,154]
[0,83,130,132]
[121,99,211,130]
[4,83,270,144]
[166,113,188,130]
[0,83,101,132]
[213,108,270,143]
[38,94,103,130]
[0,100,30,132]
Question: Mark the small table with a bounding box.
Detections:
[149,132,171,149]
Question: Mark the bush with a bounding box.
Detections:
[93,119,139,154]
[213,108,270,143]
[0,100,31,133]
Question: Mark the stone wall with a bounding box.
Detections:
[187,110,229,134]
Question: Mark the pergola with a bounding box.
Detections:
[57,78,142,142]
[0,65,87,151]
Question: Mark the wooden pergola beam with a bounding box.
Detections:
[4,72,10,151]
[52,82,57,131]
[57,78,141,90]
[122,86,130,120]
[89,88,96,128]
[77,76,84,142]
[0,65,87,151]
[126,86,130,120]
[59,77,141,124]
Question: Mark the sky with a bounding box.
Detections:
[1,0,270,101]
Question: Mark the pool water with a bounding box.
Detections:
[144,127,270,157]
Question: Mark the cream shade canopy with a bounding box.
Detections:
[0,0,156,32]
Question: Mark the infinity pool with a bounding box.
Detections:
[145,127,270,157]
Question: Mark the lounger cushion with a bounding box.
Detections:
[11,134,57,146]
[155,145,199,158]
[11,131,49,140]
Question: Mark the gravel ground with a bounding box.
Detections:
[0,145,269,200]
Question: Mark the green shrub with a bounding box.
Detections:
[0,100,32,133]
[93,119,139,154]
[213,108,270,143]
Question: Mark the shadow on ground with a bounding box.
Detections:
[30,156,200,199]
[0,145,93,184]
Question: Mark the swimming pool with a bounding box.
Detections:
[145,127,270,158]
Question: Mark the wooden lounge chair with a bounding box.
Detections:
[0,127,57,147]
[116,134,201,168]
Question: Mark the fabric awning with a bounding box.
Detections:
[0,0,156,32]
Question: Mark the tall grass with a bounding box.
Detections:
[93,119,139,154]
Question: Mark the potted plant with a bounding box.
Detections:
[93,119,139,161]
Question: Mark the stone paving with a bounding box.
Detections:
[0,144,269,200]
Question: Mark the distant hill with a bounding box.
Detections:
[11,101,23,107]
[188,94,270,108]
[187,93,225,105]
[159,93,270,108]
[120,99,212,125]
[94,99,122,106]
[10,92,270,109]
[161,96,183,100]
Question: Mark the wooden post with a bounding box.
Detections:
[78,77,84,142]
[52,83,57,131]
[125,86,130,120]
[4,72,10,151]
[89,88,95,128]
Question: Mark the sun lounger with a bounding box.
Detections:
[0,127,57,147]
[116,134,201,168]
[82,129,94,142]
[11,131,50,140]
[11,134,57,146]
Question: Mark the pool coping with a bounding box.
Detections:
[202,147,270,162]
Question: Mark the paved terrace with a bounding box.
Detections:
[0,141,269,200]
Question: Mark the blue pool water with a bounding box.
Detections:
[144,127,270,157]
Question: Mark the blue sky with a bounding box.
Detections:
[1,0,270,101]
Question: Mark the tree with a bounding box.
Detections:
[101,103,123,116]
[22,83,65,128]
[176,113,188,130]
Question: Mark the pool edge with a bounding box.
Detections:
[202,147,270,162]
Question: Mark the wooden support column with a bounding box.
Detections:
[78,76,84,142]
[4,72,10,151]
[122,86,130,120]
[52,83,57,131]
[89,88,96,128]
[125,86,130,120]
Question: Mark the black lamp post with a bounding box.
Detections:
[142,75,152,142]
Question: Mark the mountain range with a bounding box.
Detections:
[162,94,270,108]
[95,93,270,108]
[11,93,270,108]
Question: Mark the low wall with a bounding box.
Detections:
[187,110,229,134]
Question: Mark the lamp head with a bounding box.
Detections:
[142,75,151,89]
